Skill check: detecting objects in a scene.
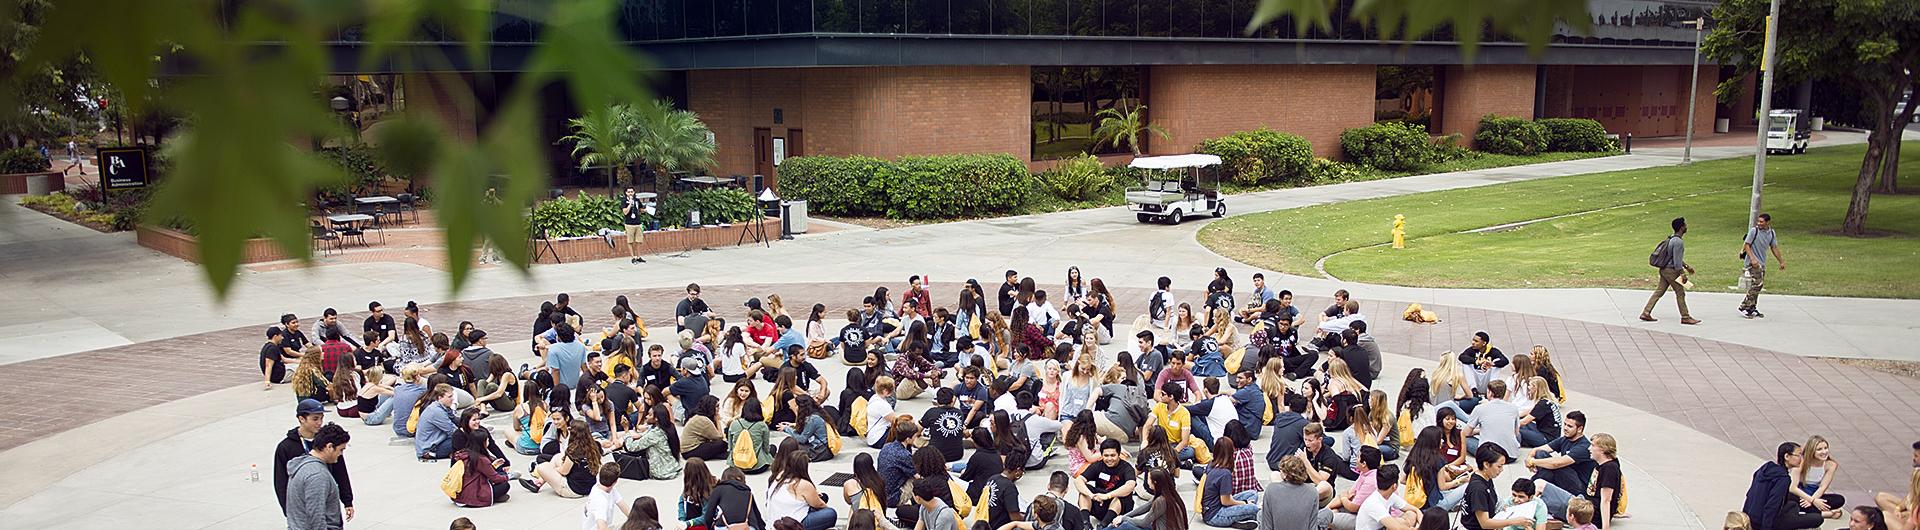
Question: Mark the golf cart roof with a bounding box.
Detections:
[1128,154,1222,170]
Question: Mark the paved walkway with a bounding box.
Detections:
[2,130,1916,527]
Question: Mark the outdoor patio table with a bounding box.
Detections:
[325,213,382,246]
[354,196,398,204]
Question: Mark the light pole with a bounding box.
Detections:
[1749,0,1781,225]
[1683,17,1704,165]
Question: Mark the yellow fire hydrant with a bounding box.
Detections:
[1392,214,1406,249]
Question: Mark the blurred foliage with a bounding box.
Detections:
[8,0,650,297]
[1248,0,1590,57]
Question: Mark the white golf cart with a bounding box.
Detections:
[1766,109,1812,155]
[1125,154,1225,224]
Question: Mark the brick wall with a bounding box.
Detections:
[1148,65,1376,159]
[404,72,479,141]
[1539,65,1718,138]
[689,66,1030,184]
[1439,65,1538,146]
[0,171,64,195]
[137,226,292,264]
[532,220,777,263]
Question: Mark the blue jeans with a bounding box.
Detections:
[362,394,394,426]
[423,436,454,459]
[799,506,837,530]
[1535,479,1574,521]
[1436,484,1469,511]
[1519,424,1553,448]
[1205,491,1262,527]
[1108,520,1149,530]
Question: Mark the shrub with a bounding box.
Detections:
[1039,153,1114,201]
[1431,133,1473,162]
[884,154,1031,219]
[1474,115,1547,156]
[531,194,624,238]
[1196,128,1314,184]
[1,147,50,174]
[778,155,892,216]
[1340,122,1433,171]
[1536,118,1613,152]
[317,145,387,196]
[1303,158,1372,183]
[660,188,759,228]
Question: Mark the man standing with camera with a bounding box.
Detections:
[1739,213,1784,319]
[622,188,649,264]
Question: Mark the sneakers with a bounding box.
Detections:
[517,478,541,493]
[1680,318,1701,325]
[1638,314,1658,322]
[1741,308,1757,319]
[1231,521,1259,530]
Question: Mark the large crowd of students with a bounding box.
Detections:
[257,270,1920,530]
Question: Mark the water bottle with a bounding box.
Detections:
[249,463,260,482]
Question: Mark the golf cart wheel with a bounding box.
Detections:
[1136,213,1154,223]
[1795,144,1806,154]
[1168,209,1184,225]
[1214,204,1226,218]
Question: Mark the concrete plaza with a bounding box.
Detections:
[2,131,1916,529]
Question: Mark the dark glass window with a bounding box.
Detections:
[816,0,859,32]
[915,0,955,34]
[1374,66,1436,128]
[779,0,813,32]
[715,0,747,36]
[1105,0,1137,36]
[1029,0,1068,35]
[686,0,717,37]
[747,0,779,34]
[1031,66,1148,160]
[863,0,908,33]
[1068,0,1102,36]
[993,0,1031,35]
[1137,0,1168,37]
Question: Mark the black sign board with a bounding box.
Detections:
[99,147,151,190]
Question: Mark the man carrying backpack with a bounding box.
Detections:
[1641,217,1700,325]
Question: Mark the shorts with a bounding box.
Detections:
[624,224,645,243]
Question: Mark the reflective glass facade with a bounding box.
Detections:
[323,0,1711,47]
[1031,66,1147,160]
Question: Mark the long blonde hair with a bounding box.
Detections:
[767,293,786,318]
[1531,345,1561,380]
[1511,354,1536,383]
[1527,377,1551,404]
[1430,352,1466,398]
[984,311,1011,355]
[1366,389,1393,433]
[1798,434,1831,484]
[1205,308,1233,339]
[1723,511,1752,530]
[1259,357,1288,396]
[290,359,325,397]
[1326,358,1363,395]
[1590,432,1619,459]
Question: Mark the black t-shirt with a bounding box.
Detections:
[1323,303,1344,319]
[998,282,1019,316]
[1461,474,1499,530]
[623,195,645,225]
[354,347,388,371]
[676,299,710,331]
[637,360,676,391]
[1079,460,1136,494]
[787,360,823,390]
[283,330,310,353]
[1135,450,1175,494]
[363,314,396,341]
[961,449,1003,500]
[260,342,284,369]
[986,475,1021,530]
[839,324,868,359]
[605,381,639,428]
[1529,400,1559,435]
[921,405,967,462]
[1205,292,1234,321]
[1586,459,1623,522]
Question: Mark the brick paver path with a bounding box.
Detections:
[3,282,1912,502]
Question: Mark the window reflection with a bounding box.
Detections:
[1031,66,1146,160]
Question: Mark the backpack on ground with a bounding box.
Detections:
[825,422,844,455]
[1403,471,1428,508]
[613,451,651,481]
[1397,411,1416,449]
[439,460,465,499]
[1648,237,1673,268]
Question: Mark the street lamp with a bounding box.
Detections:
[329,96,357,142]
[1683,17,1705,165]
[1749,0,1781,225]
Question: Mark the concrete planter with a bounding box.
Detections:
[532,219,775,264]
[137,225,292,264]
[1,171,64,195]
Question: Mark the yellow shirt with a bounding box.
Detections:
[603,355,635,382]
[1151,401,1192,438]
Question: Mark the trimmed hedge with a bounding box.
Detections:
[660,188,759,228]
[777,155,892,216]
[531,194,623,238]
[1340,122,1433,171]
[781,153,1032,219]
[1474,115,1547,156]
[1537,118,1613,152]
[1196,128,1313,185]
[886,154,1032,219]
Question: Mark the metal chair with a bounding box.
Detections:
[311,222,342,255]
[395,193,417,224]
[331,219,366,247]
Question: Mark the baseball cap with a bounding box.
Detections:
[679,357,705,372]
[296,399,326,416]
[743,297,762,310]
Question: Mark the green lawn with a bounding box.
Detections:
[1199,141,1920,299]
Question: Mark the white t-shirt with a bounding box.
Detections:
[1356,489,1414,530]
[1203,395,1237,441]
[866,396,895,446]
[994,393,1020,415]
[582,485,624,530]
[1026,302,1060,327]
[1319,313,1366,335]
[715,343,748,377]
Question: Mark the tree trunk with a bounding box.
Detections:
[1843,125,1885,235]
[1883,136,1903,193]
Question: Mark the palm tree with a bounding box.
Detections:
[560,104,644,187]
[630,99,717,191]
[1093,103,1169,156]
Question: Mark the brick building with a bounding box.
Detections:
[356,0,1745,188]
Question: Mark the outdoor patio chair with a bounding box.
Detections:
[331,219,366,247]
[311,222,342,255]
[395,193,417,224]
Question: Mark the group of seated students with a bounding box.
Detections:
[1742,439,1920,530]
[257,268,1911,530]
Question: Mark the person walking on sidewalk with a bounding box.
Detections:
[1641,217,1700,325]
[1739,214,1785,319]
